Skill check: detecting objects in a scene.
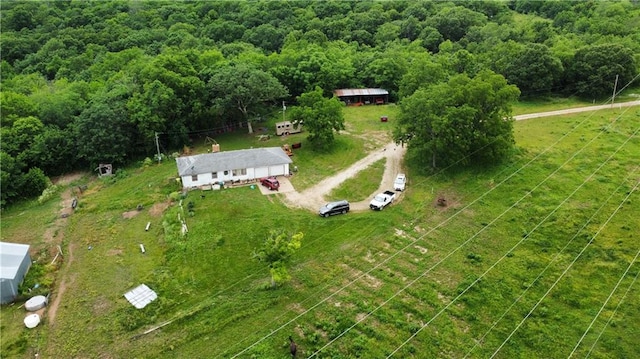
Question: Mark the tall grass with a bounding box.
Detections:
[1,104,638,359]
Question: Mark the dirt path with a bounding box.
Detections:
[47,243,74,325]
[41,101,640,317]
[44,173,85,324]
[514,100,640,120]
[283,142,406,212]
[280,100,640,213]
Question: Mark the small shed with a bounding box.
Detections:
[334,88,389,106]
[0,242,32,304]
[95,163,113,177]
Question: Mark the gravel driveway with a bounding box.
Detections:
[274,100,640,213]
[282,142,406,213]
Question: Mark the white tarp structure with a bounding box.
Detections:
[0,242,32,304]
[124,284,157,309]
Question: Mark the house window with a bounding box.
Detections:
[191,175,198,181]
[232,168,247,176]
[224,170,229,175]
[211,172,218,179]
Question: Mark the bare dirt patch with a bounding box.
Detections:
[362,273,382,289]
[434,192,462,211]
[47,243,75,325]
[92,296,112,316]
[150,201,171,217]
[107,248,124,256]
[42,172,90,326]
[51,172,86,186]
[414,245,428,255]
[122,210,140,219]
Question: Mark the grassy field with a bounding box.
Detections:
[1,102,639,358]
[511,84,640,115]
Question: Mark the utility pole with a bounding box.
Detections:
[611,74,619,108]
[155,132,161,163]
[282,101,286,122]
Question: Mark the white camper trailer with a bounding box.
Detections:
[275,121,302,136]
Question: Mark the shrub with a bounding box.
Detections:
[38,184,61,204]
[21,167,50,198]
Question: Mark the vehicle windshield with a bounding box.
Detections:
[374,195,385,202]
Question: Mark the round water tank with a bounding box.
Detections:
[24,313,40,328]
[25,295,47,312]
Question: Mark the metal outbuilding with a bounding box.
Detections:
[0,242,32,304]
[334,88,389,106]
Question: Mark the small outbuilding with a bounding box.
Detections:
[334,88,389,106]
[175,147,293,189]
[0,242,32,304]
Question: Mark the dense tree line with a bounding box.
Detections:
[1,0,638,206]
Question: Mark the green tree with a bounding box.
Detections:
[398,53,446,99]
[288,87,345,149]
[0,92,38,125]
[418,26,444,53]
[31,79,88,128]
[74,101,133,168]
[208,64,288,134]
[204,20,246,44]
[20,167,50,199]
[394,70,520,170]
[0,152,21,207]
[126,80,175,152]
[31,126,77,175]
[242,23,286,53]
[566,43,637,98]
[500,44,563,96]
[359,50,407,100]
[1,116,44,157]
[253,230,303,288]
[139,51,206,125]
[428,6,487,42]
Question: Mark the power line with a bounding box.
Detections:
[231,110,629,357]
[229,81,640,357]
[307,101,635,357]
[489,179,640,358]
[462,167,639,358]
[584,261,640,358]
[568,248,640,358]
[380,123,639,358]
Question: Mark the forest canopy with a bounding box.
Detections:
[1,0,639,206]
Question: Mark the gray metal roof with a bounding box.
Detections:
[175,147,292,176]
[0,242,30,280]
[334,88,389,97]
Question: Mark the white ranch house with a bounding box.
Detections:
[175,147,292,189]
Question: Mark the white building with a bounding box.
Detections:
[0,242,32,304]
[175,147,292,189]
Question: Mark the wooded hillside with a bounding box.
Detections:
[1,0,639,206]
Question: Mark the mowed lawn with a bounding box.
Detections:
[1,104,639,358]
